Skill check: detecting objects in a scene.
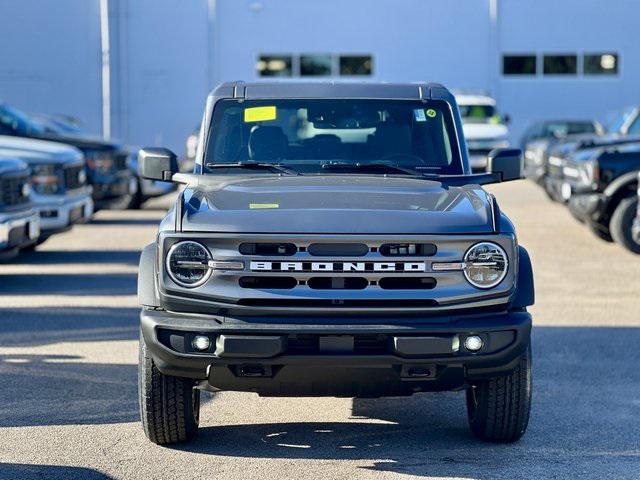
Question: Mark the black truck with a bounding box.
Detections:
[0,103,134,210]
[565,141,640,252]
[137,81,535,445]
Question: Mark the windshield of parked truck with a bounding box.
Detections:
[459,104,501,124]
[205,98,462,175]
[0,104,46,136]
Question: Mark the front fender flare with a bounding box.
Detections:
[138,243,160,308]
[511,245,535,308]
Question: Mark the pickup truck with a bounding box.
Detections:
[565,141,640,252]
[0,136,93,244]
[137,81,535,445]
[0,158,40,259]
[0,103,134,210]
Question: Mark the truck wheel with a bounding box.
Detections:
[138,332,200,445]
[587,221,613,242]
[466,345,532,443]
[610,197,640,254]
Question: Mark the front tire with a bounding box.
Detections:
[610,197,640,254]
[138,332,200,445]
[466,345,532,443]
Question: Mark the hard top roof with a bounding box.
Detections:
[209,81,454,102]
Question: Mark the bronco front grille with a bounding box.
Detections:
[160,234,517,313]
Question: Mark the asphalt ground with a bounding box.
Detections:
[0,180,639,480]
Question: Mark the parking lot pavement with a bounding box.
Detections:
[0,181,639,480]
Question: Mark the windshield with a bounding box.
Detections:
[545,122,597,137]
[0,104,45,136]
[205,98,462,175]
[458,104,500,124]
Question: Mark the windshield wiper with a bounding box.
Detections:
[205,161,299,175]
[321,162,431,177]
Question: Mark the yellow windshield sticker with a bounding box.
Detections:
[249,203,280,209]
[426,108,437,118]
[244,106,277,123]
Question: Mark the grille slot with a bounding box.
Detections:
[0,175,28,206]
[63,165,84,190]
[378,277,437,290]
[380,243,437,256]
[240,242,297,256]
[239,276,297,289]
[307,243,368,256]
[307,277,368,290]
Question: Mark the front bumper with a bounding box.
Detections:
[32,191,94,234]
[141,308,531,397]
[0,208,40,253]
[567,192,604,223]
[92,171,134,208]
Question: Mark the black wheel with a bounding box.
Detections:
[587,220,613,242]
[138,332,200,445]
[610,197,640,254]
[466,345,532,443]
[126,179,144,210]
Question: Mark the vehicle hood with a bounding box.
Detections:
[0,157,28,175]
[0,136,83,165]
[33,132,124,153]
[180,175,494,234]
[462,123,508,141]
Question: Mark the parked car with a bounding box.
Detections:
[0,158,40,259]
[527,107,640,192]
[33,114,175,209]
[182,126,199,173]
[564,141,640,250]
[137,81,534,445]
[0,103,134,210]
[522,120,602,184]
[520,119,603,150]
[0,136,93,245]
[544,134,640,203]
[455,93,510,172]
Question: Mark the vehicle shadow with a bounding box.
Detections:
[14,250,141,266]
[88,218,162,226]
[0,306,139,347]
[0,463,113,480]
[0,273,136,296]
[176,326,640,479]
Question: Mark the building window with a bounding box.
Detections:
[543,54,577,75]
[300,54,332,77]
[339,55,373,76]
[584,53,618,75]
[502,55,536,75]
[256,55,292,77]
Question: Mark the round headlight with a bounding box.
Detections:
[166,241,212,287]
[463,242,508,289]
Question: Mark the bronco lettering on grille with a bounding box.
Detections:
[249,261,428,272]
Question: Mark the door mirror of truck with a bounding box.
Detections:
[487,148,523,182]
[138,148,178,182]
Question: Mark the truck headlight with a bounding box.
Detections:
[31,164,60,194]
[166,241,212,287]
[463,242,508,289]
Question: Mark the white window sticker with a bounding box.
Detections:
[414,108,427,122]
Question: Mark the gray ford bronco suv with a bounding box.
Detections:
[137,81,534,445]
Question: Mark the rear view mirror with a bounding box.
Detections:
[487,148,523,182]
[138,148,178,182]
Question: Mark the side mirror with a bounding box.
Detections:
[503,114,511,125]
[138,148,178,182]
[487,148,523,182]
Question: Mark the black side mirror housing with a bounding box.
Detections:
[487,148,523,182]
[138,148,178,182]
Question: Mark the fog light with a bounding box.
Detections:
[192,335,211,351]
[464,335,483,352]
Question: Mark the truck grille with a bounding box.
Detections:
[63,165,85,190]
[0,175,29,206]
